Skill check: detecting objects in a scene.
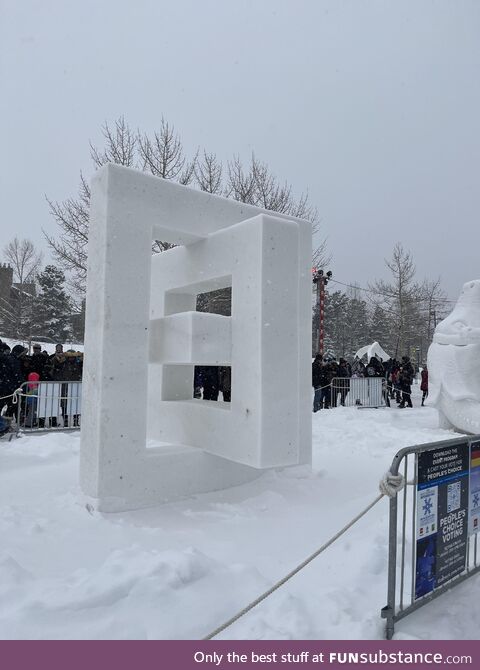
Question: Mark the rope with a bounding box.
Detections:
[379,471,405,497]
[0,387,23,403]
[204,472,404,640]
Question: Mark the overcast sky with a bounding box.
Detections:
[1,0,479,302]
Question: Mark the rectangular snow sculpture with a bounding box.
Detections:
[80,164,312,511]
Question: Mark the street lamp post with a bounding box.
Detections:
[312,268,332,356]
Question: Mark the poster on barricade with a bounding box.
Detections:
[415,441,469,599]
[469,440,480,534]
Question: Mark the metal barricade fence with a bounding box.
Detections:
[16,380,82,432]
[381,434,480,639]
[330,377,387,408]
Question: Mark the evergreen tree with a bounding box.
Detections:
[35,265,73,342]
[324,290,349,357]
[368,304,393,354]
[344,294,369,357]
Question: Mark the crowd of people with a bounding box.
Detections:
[312,352,428,412]
[0,338,430,432]
[194,365,231,402]
[0,341,83,420]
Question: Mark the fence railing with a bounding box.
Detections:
[329,376,387,409]
[15,380,82,432]
[381,434,480,639]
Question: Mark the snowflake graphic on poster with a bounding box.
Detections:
[423,497,433,515]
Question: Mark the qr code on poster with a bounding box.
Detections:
[447,481,461,512]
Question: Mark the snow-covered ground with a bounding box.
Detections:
[1,386,479,640]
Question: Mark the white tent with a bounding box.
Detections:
[354,341,391,362]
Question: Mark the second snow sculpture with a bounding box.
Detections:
[80,164,312,511]
[428,279,480,434]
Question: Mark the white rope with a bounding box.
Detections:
[379,471,405,498]
[0,387,24,403]
[204,470,406,640]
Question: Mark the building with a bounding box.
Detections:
[0,263,37,338]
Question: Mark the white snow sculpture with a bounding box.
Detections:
[428,279,480,434]
[80,164,312,511]
[354,341,391,362]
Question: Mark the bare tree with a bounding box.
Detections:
[420,277,448,346]
[90,117,137,169]
[138,118,196,185]
[194,151,223,194]
[1,238,43,339]
[46,117,325,299]
[45,173,90,295]
[312,235,332,270]
[3,237,43,285]
[225,155,255,203]
[369,243,424,358]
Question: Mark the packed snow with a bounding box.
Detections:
[1,386,479,640]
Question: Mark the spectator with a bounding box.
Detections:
[312,353,323,412]
[334,357,351,406]
[365,356,384,378]
[351,358,366,378]
[29,343,48,379]
[193,366,203,399]
[24,371,40,428]
[325,355,340,407]
[315,355,335,410]
[1,344,24,417]
[47,344,68,381]
[64,350,83,381]
[219,366,231,402]
[398,355,414,408]
[202,366,221,401]
[421,365,429,406]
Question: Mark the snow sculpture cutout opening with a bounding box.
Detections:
[428,279,480,435]
[80,164,311,511]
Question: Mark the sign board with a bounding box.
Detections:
[415,441,469,599]
[469,440,480,534]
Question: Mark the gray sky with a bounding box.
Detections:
[1,0,479,301]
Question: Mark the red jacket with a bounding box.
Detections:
[421,369,428,391]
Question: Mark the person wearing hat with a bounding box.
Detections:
[29,343,48,380]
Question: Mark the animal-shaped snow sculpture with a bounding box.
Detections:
[427,279,480,434]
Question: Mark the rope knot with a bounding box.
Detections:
[379,471,405,498]
[11,387,23,405]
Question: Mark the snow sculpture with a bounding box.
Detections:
[80,164,311,511]
[428,279,480,434]
[354,341,390,363]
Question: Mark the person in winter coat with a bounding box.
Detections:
[24,371,40,428]
[398,355,414,408]
[312,354,324,412]
[63,351,83,381]
[332,357,351,407]
[219,366,231,402]
[202,366,221,401]
[421,365,429,406]
[193,366,203,399]
[322,356,338,406]
[351,358,366,378]
[46,344,70,381]
[365,356,384,378]
[0,344,25,417]
[29,343,48,379]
